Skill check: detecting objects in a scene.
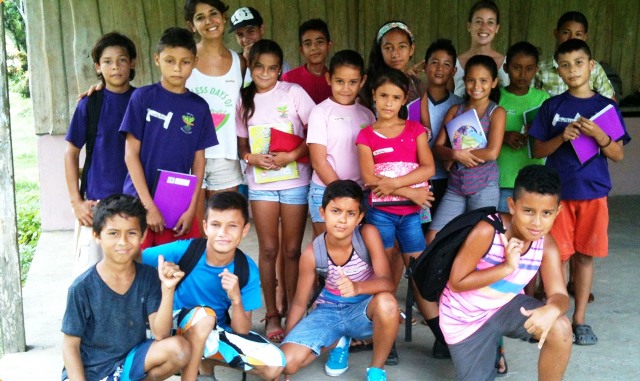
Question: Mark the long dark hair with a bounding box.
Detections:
[464,55,501,103]
[371,68,410,120]
[361,20,414,110]
[240,39,283,126]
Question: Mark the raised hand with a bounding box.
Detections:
[336,267,357,298]
[157,255,184,290]
[219,268,241,303]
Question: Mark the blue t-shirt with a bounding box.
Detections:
[529,92,631,200]
[61,263,161,380]
[119,83,218,196]
[65,88,135,200]
[142,239,262,329]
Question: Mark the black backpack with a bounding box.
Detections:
[79,91,104,197]
[408,207,505,302]
[176,238,249,291]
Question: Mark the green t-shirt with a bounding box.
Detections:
[497,87,549,188]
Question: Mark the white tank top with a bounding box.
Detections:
[186,50,243,159]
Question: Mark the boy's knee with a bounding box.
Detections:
[573,253,593,266]
[183,308,217,342]
[547,315,573,346]
[282,345,304,375]
[254,365,284,380]
[173,336,192,367]
[372,292,399,319]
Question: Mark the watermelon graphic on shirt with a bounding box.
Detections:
[211,113,229,131]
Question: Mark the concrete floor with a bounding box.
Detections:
[0,196,639,380]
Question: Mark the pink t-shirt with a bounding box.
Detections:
[355,120,426,215]
[236,81,315,190]
[281,65,332,104]
[439,223,545,344]
[307,98,376,187]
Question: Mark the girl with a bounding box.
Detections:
[453,0,509,97]
[185,0,246,197]
[429,54,506,374]
[356,68,435,362]
[360,21,426,122]
[307,49,375,237]
[236,39,315,343]
[429,55,505,237]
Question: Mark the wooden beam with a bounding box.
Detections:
[0,1,27,354]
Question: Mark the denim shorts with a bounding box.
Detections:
[308,181,326,223]
[497,188,514,213]
[365,207,426,254]
[282,295,373,356]
[248,185,309,205]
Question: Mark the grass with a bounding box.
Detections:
[8,90,40,286]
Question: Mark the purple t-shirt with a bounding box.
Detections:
[65,88,135,200]
[529,92,631,200]
[119,83,218,196]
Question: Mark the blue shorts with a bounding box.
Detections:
[249,185,309,205]
[497,188,513,213]
[282,295,374,356]
[308,181,326,223]
[365,207,426,254]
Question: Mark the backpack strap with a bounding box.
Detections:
[80,90,104,197]
[233,248,250,290]
[176,238,207,290]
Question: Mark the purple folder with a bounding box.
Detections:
[407,98,421,122]
[571,104,625,164]
[153,169,197,229]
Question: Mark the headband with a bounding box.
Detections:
[376,21,415,44]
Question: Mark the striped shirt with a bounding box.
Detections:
[317,248,374,305]
[447,101,500,196]
[439,219,544,344]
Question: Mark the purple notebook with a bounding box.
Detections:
[153,169,197,229]
[571,104,625,164]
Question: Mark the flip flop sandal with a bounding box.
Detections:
[495,341,508,377]
[573,324,598,345]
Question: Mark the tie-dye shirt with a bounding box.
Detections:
[439,217,544,344]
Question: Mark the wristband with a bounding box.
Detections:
[599,135,612,148]
[243,153,251,164]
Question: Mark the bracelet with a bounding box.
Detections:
[599,135,612,148]
[243,153,251,164]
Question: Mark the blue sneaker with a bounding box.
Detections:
[325,336,350,377]
[367,367,387,381]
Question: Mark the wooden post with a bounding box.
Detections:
[0,1,27,354]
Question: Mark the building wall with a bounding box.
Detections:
[25,0,640,229]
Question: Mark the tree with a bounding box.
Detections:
[3,0,26,54]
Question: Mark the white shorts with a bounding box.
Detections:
[203,158,244,191]
[73,223,102,276]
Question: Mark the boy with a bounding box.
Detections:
[119,27,218,249]
[142,192,284,381]
[61,194,190,380]
[535,11,615,99]
[419,38,463,359]
[497,41,549,213]
[529,39,630,345]
[440,165,573,381]
[281,180,398,381]
[64,32,137,274]
[281,19,333,104]
[228,6,290,84]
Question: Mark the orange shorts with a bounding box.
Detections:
[141,214,201,250]
[550,197,609,262]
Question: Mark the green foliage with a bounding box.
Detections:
[3,0,27,53]
[7,50,29,98]
[15,181,41,285]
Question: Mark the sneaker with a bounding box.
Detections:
[367,367,387,381]
[325,336,350,377]
[432,339,451,359]
[384,342,399,366]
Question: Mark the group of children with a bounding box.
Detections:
[61,0,630,380]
